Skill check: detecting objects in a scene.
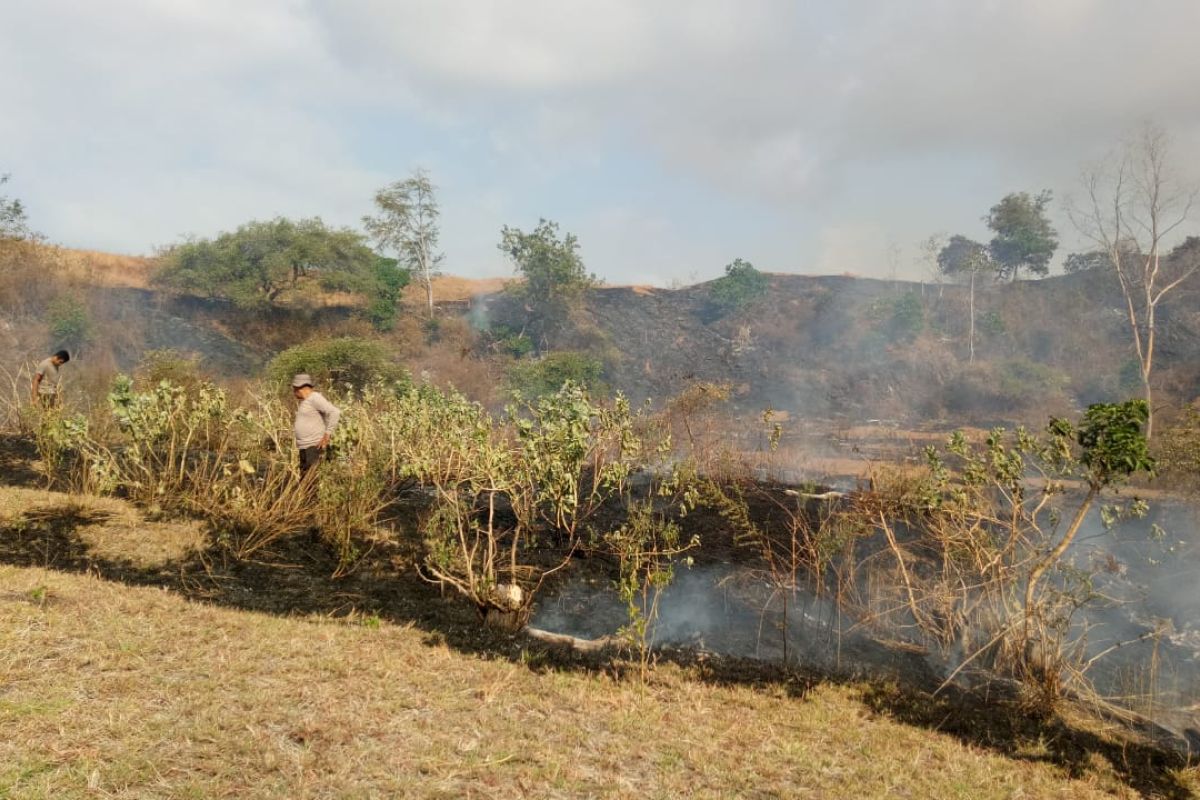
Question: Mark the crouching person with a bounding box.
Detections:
[291,373,340,479]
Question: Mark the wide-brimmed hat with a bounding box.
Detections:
[291,373,314,389]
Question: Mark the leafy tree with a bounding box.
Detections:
[362,170,443,319]
[1025,400,1154,623]
[709,258,769,314]
[937,235,990,362]
[0,174,32,240]
[156,218,375,310]
[986,190,1058,281]
[499,219,595,345]
[365,255,411,332]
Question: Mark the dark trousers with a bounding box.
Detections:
[298,446,323,476]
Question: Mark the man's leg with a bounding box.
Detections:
[298,446,322,477]
[298,446,323,544]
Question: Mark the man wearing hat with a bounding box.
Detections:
[291,373,341,477]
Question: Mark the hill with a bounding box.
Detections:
[480,270,1200,425]
[5,245,1200,436]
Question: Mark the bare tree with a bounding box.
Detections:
[363,170,443,319]
[1070,124,1198,438]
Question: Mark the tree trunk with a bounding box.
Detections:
[1142,371,1154,440]
[968,270,976,364]
[1023,485,1097,638]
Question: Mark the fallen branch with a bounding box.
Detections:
[783,489,846,500]
[524,627,617,653]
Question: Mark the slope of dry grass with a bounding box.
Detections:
[1,487,1195,798]
[57,248,156,289]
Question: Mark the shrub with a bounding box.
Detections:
[487,324,535,359]
[944,359,1069,415]
[364,256,411,332]
[978,310,1007,336]
[47,295,92,347]
[506,351,604,398]
[267,336,407,393]
[866,291,926,343]
[135,350,204,392]
[887,292,925,341]
[709,258,769,315]
[1154,407,1200,490]
[996,358,1068,401]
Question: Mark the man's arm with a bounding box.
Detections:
[312,393,341,448]
[31,372,42,402]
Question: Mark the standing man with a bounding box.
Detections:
[31,350,69,408]
[292,373,340,477]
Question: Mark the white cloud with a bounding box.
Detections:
[3,0,1200,277]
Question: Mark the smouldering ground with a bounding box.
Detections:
[0,487,1195,798]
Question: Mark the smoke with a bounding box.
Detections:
[532,564,928,680]
[531,495,1200,744]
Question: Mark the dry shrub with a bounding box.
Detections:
[201,458,316,559]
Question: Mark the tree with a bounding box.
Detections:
[1070,123,1198,438]
[709,258,769,314]
[1025,400,1154,643]
[986,190,1058,281]
[362,170,443,319]
[365,255,411,331]
[937,235,990,363]
[499,219,595,345]
[0,173,33,240]
[156,217,375,310]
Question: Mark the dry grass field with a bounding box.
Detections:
[1,485,1195,799]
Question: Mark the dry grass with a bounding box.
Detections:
[57,248,155,289]
[1,488,1192,798]
[406,274,513,305]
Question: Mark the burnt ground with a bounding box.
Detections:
[0,441,1196,797]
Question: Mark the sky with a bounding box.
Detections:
[3,0,1200,285]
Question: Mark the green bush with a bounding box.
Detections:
[945,359,1069,414]
[997,358,1068,400]
[978,310,1007,336]
[365,256,410,332]
[267,336,407,393]
[866,291,925,342]
[507,351,604,398]
[488,324,534,359]
[47,295,92,347]
[709,258,769,314]
[887,292,925,341]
